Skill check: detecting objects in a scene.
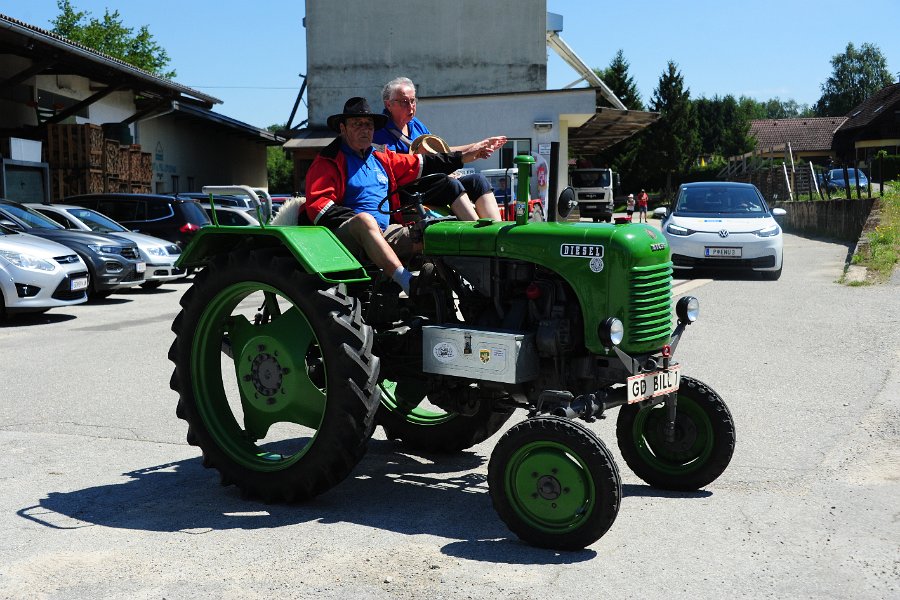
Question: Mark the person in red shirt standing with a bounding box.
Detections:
[636,188,650,223]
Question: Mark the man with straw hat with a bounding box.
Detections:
[303,96,493,295]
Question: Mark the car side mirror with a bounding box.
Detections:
[772,207,787,217]
[0,219,23,231]
[653,206,668,218]
[556,186,576,220]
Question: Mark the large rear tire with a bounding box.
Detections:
[615,376,735,490]
[488,416,621,550]
[169,248,380,502]
[376,378,512,453]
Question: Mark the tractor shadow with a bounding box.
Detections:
[16,438,707,564]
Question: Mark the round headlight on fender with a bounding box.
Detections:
[599,317,624,348]
[676,296,700,324]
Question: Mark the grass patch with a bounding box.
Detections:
[852,184,900,283]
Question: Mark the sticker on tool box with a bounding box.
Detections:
[432,341,458,363]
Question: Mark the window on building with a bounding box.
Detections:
[171,175,179,194]
[499,139,532,169]
[187,176,195,192]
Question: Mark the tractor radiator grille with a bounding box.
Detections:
[626,262,673,347]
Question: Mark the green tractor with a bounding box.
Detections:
[168,157,735,550]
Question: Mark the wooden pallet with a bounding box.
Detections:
[46,124,104,169]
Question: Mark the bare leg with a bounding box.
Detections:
[449,193,479,221]
[473,192,502,221]
[346,213,402,275]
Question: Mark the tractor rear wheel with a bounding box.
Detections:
[615,376,735,490]
[488,416,621,550]
[376,378,512,453]
[169,248,380,502]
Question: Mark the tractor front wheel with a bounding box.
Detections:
[615,376,735,490]
[488,416,621,550]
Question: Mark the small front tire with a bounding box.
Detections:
[488,416,621,550]
[616,376,735,490]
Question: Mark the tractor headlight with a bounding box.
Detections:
[676,296,700,324]
[599,317,624,348]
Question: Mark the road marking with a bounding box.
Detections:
[673,278,712,297]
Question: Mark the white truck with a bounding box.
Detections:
[570,167,619,222]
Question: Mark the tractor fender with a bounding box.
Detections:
[175,225,369,284]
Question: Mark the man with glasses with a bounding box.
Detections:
[374,76,506,221]
[303,97,493,295]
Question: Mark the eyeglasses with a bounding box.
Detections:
[390,98,417,107]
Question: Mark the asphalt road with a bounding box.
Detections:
[1,233,898,600]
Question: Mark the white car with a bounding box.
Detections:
[28,204,184,289]
[0,225,89,317]
[202,204,261,227]
[655,182,786,280]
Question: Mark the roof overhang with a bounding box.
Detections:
[568,105,659,155]
[0,13,221,115]
[166,101,284,145]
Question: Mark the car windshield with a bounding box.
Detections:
[68,208,128,233]
[571,170,611,188]
[0,204,64,229]
[828,169,864,180]
[180,201,212,225]
[675,186,767,215]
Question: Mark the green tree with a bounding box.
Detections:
[815,42,893,116]
[646,61,698,194]
[50,0,175,78]
[594,49,643,110]
[266,124,293,193]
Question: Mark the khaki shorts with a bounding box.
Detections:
[335,220,418,262]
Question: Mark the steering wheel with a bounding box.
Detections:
[377,173,448,216]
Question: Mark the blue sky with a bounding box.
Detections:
[3,1,899,129]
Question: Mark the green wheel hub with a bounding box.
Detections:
[379,379,456,426]
[190,281,326,471]
[632,396,713,475]
[504,441,595,532]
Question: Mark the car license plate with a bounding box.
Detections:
[136,262,146,273]
[705,247,741,258]
[627,365,681,404]
[70,277,88,291]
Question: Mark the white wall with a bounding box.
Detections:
[418,89,595,196]
[138,115,268,193]
[305,0,547,126]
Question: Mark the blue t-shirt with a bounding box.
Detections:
[341,142,391,231]
[373,112,431,153]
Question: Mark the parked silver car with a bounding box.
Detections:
[0,225,89,317]
[29,204,184,289]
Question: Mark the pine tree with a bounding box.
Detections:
[647,61,698,194]
[595,50,643,110]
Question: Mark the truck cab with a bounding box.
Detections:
[570,168,618,222]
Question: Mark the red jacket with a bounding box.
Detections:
[305,137,426,227]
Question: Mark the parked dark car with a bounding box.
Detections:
[822,168,869,193]
[63,193,210,248]
[0,199,145,297]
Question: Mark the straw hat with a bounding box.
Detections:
[409,134,450,155]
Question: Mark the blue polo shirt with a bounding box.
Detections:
[342,142,391,231]
[373,113,431,153]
